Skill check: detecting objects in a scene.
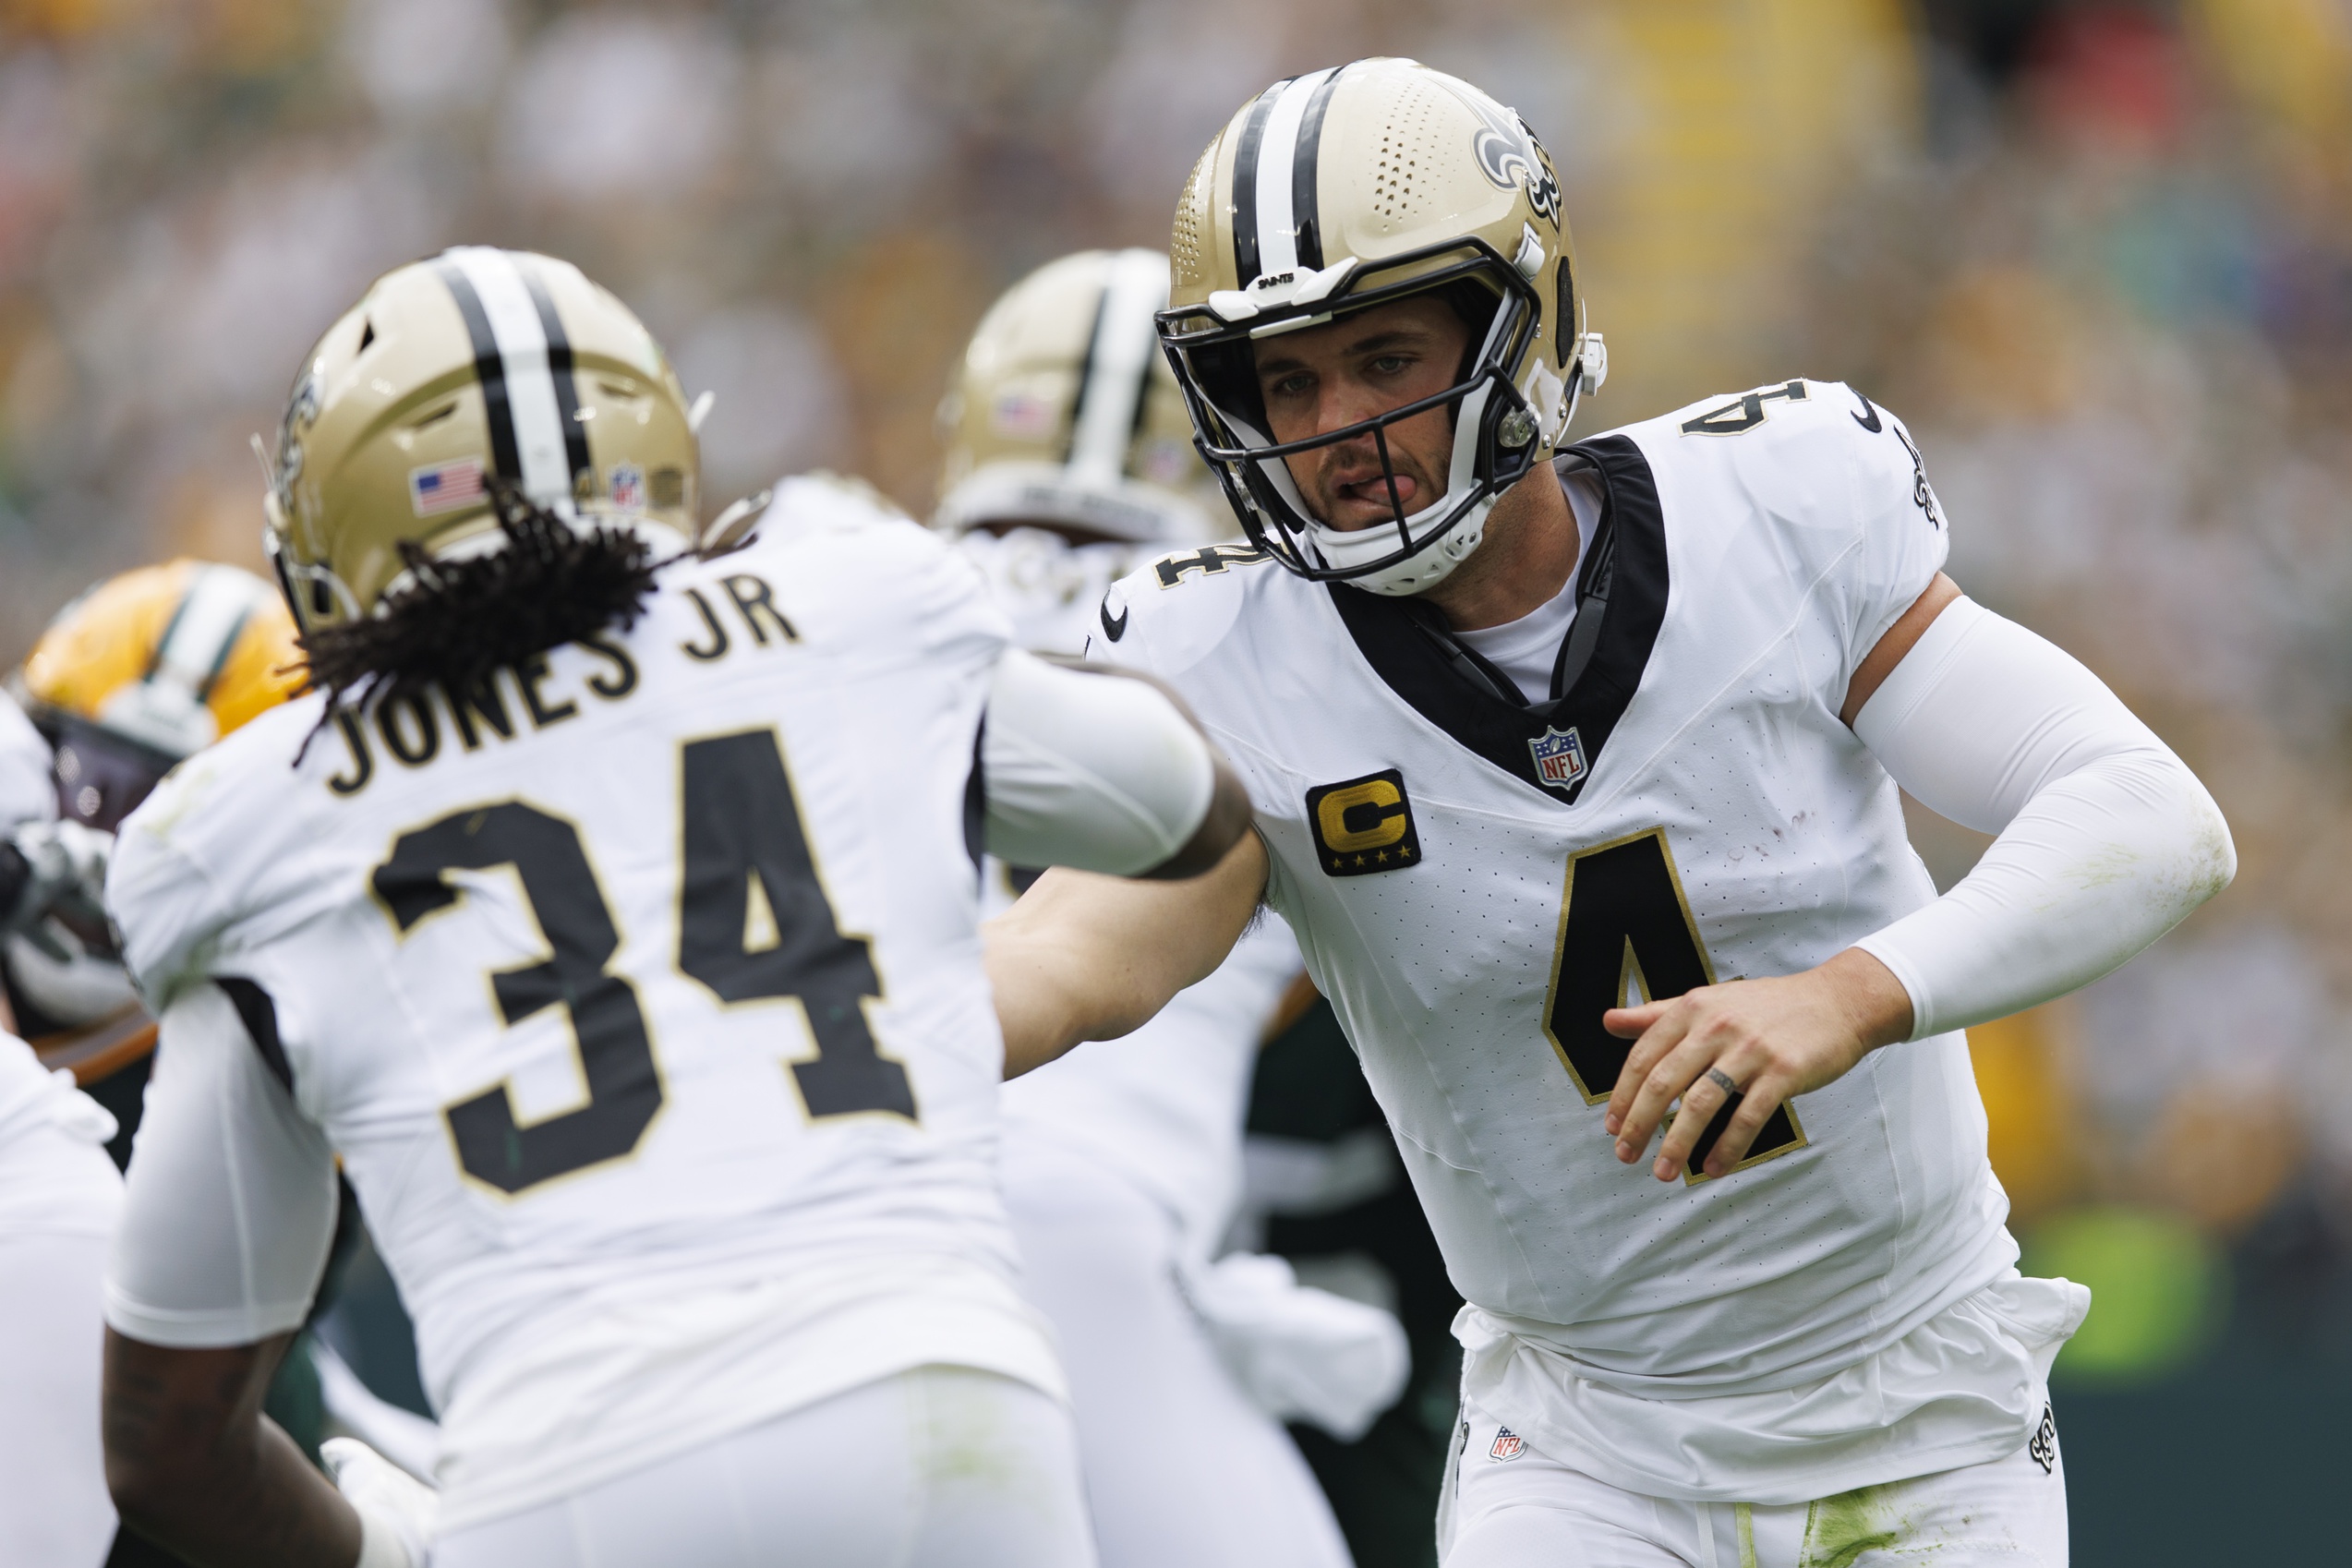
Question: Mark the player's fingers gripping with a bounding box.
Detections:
[1649,1031,1767,1181]
[1601,998,1673,1043]
[1636,1008,1770,1179]
[1611,999,1733,1163]
[1602,995,1695,1138]
[1698,1067,1795,1179]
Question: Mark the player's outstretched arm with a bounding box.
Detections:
[1607,575,2234,1182]
[103,1329,364,1568]
[988,831,1268,1079]
[981,648,1252,879]
[103,982,375,1563]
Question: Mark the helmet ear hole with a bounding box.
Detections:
[357,319,375,354]
[311,578,333,616]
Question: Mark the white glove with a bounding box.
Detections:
[323,1437,438,1568]
[1183,1252,1412,1441]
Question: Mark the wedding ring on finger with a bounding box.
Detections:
[1705,1067,1741,1097]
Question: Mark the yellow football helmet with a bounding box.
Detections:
[7,559,303,1042]
[936,248,1218,546]
[14,560,303,830]
[265,247,700,630]
[1158,58,1608,596]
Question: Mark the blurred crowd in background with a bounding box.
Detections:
[1,0,2348,1546]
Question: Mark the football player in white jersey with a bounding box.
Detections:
[985,59,2236,1568]
[0,561,308,1568]
[0,690,123,1567]
[94,247,1249,1568]
[939,248,1402,1568]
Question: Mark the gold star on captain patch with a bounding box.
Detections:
[1399,845,1414,860]
[1374,849,1388,862]
[1353,853,1367,867]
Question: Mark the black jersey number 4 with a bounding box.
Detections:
[1540,827,1805,1182]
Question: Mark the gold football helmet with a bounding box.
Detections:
[14,559,303,830]
[1158,58,1608,596]
[936,248,1217,545]
[265,247,700,630]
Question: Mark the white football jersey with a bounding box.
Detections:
[959,524,1301,1253]
[954,525,1152,656]
[107,480,1063,1527]
[1092,381,2039,1500]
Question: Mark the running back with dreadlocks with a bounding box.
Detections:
[91,247,1265,1568]
[293,480,668,759]
[98,463,1248,1567]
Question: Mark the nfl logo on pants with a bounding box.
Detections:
[1529,725,1587,791]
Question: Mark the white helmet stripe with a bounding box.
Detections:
[1250,67,1337,283]
[1067,249,1170,488]
[149,565,260,701]
[440,247,579,512]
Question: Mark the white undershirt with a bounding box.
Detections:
[1450,467,1601,704]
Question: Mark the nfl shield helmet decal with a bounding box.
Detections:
[1529,725,1587,791]
[608,463,646,513]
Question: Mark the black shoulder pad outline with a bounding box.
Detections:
[214,976,294,1095]
[1325,434,1669,806]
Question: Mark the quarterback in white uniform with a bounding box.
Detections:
[95,248,1249,1568]
[986,59,2234,1568]
[941,248,1401,1568]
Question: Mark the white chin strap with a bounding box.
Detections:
[1299,379,1498,597]
[1306,495,1493,596]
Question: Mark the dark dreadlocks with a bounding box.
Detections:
[293,477,669,760]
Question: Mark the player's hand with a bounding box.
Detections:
[1,820,114,959]
[1600,948,1912,1182]
[322,1437,438,1568]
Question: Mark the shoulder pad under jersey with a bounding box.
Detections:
[1613,379,1946,555]
[702,476,1008,660]
[106,696,336,1008]
[1089,540,1286,677]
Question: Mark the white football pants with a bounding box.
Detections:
[1441,1393,2069,1567]
[0,1121,123,1568]
[433,1365,1095,1568]
[1002,1140,1355,1568]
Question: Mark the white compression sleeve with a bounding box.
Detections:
[105,981,337,1346]
[982,650,1217,876]
[1851,597,2235,1041]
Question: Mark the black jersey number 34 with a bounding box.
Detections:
[1541,828,1805,1181]
[373,728,912,1197]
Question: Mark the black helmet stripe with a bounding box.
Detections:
[1064,282,1110,465]
[435,259,522,483]
[1235,67,1340,285]
[1229,79,1285,287]
[1290,66,1345,271]
[521,266,595,491]
[435,247,582,509]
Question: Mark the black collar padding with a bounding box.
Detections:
[1324,434,1669,806]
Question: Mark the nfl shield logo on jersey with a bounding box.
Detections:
[1489,1427,1526,1462]
[1529,725,1587,791]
